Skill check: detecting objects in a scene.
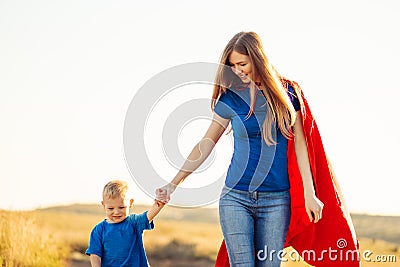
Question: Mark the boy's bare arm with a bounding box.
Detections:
[147,199,165,222]
[90,254,101,267]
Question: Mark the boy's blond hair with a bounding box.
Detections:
[103,180,129,200]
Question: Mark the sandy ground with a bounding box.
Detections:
[67,254,214,267]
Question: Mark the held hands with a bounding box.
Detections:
[155,183,177,204]
[304,192,324,223]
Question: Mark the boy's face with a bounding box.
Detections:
[102,196,133,223]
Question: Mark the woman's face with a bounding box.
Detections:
[228,51,253,83]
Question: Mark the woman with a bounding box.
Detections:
[156,31,324,266]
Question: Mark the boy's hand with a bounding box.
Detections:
[154,199,165,207]
[155,183,177,204]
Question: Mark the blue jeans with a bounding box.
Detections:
[219,186,291,267]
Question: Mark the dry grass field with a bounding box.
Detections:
[1,204,399,267]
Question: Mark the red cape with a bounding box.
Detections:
[215,80,360,267]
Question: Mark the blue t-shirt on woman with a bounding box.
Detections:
[214,85,300,192]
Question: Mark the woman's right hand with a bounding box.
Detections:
[155,183,177,204]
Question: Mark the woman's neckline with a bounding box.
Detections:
[236,82,263,91]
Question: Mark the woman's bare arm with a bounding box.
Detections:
[156,113,230,203]
[293,111,324,223]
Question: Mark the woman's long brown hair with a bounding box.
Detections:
[212,31,297,145]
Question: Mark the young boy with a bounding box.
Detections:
[86,180,164,267]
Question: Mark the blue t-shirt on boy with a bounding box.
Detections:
[214,85,300,192]
[86,211,154,267]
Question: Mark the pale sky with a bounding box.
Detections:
[1,0,399,215]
